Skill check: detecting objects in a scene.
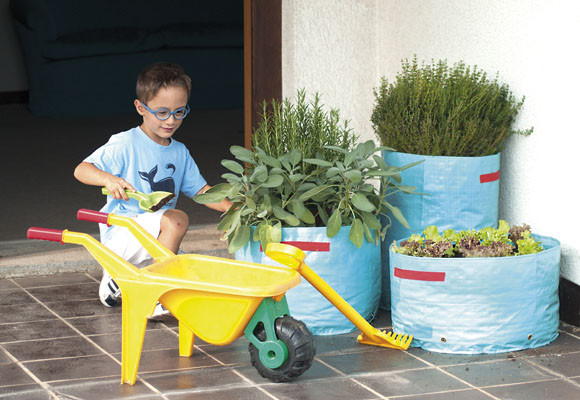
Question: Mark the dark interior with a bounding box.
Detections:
[2,0,245,241]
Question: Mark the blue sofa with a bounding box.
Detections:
[10,0,244,117]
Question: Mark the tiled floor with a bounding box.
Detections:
[1,273,580,400]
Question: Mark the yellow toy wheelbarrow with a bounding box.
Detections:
[27,209,315,385]
[27,208,412,385]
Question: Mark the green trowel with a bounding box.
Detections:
[101,188,175,212]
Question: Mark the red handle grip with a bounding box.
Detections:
[27,227,64,242]
[77,209,109,224]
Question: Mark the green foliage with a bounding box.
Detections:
[195,90,421,253]
[371,56,533,156]
[392,221,543,258]
[195,140,421,253]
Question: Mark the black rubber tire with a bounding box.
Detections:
[248,316,316,382]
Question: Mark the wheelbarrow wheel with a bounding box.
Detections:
[249,316,315,382]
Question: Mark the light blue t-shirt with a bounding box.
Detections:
[84,126,207,242]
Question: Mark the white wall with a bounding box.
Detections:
[282,0,378,141]
[0,0,27,91]
[283,0,580,284]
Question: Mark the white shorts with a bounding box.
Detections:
[103,210,165,269]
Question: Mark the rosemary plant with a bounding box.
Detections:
[253,89,357,174]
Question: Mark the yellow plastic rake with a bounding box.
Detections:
[265,243,413,350]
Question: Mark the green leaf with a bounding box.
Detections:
[327,209,342,237]
[372,155,388,169]
[366,167,402,177]
[227,182,243,197]
[399,160,424,171]
[261,174,284,188]
[295,182,317,193]
[249,165,268,183]
[361,211,381,230]
[289,173,305,182]
[270,222,282,243]
[217,207,238,231]
[240,207,254,216]
[254,223,267,241]
[384,203,410,229]
[256,148,282,168]
[288,199,305,218]
[397,185,417,194]
[206,182,231,193]
[351,193,375,212]
[300,185,331,201]
[317,204,329,225]
[326,167,341,178]
[280,159,292,172]
[245,197,256,210]
[423,225,441,241]
[324,145,348,154]
[360,140,376,158]
[221,159,244,174]
[498,219,510,235]
[221,173,241,182]
[375,145,396,152]
[230,145,256,163]
[289,200,315,224]
[220,208,241,239]
[273,205,300,226]
[362,221,374,243]
[193,192,227,204]
[349,218,364,248]
[287,149,301,166]
[344,170,362,183]
[303,158,333,167]
[228,224,251,253]
[344,151,356,167]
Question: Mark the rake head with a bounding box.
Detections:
[357,329,413,350]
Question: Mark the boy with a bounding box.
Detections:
[74,62,231,314]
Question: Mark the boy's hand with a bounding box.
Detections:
[104,178,136,201]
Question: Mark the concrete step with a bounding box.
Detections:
[0,224,232,279]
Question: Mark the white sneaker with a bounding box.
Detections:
[99,273,121,307]
[149,302,170,319]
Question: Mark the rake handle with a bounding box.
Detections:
[77,209,109,224]
[27,227,63,242]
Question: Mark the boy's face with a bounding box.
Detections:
[134,86,189,146]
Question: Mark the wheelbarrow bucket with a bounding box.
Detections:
[102,188,175,212]
[265,243,413,350]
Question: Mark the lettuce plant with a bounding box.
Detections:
[392,221,543,258]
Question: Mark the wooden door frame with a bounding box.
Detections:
[244,0,282,149]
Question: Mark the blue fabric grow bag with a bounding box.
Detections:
[381,151,501,309]
[235,226,381,335]
[389,234,560,354]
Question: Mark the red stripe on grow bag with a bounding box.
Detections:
[394,267,446,282]
[260,241,330,252]
[480,170,500,183]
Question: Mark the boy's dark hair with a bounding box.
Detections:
[136,62,192,103]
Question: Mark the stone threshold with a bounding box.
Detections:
[0,224,231,279]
